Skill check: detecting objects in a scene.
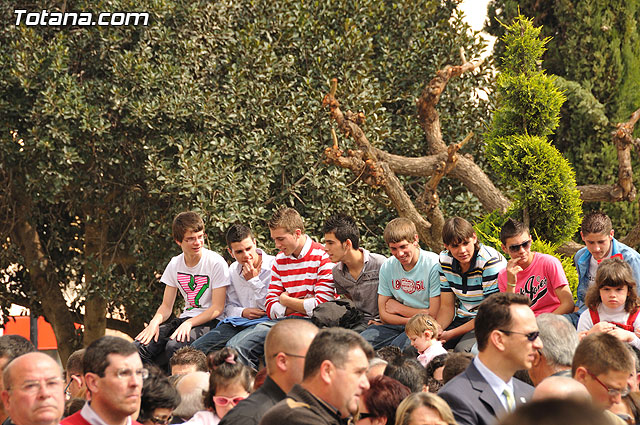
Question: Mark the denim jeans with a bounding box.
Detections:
[191,322,258,354]
[360,323,410,350]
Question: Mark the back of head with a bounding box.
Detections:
[0,335,35,364]
[203,348,253,410]
[572,332,634,377]
[360,375,410,423]
[66,349,86,376]
[375,346,403,364]
[383,357,426,393]
[173,371,210,420]
[170,346,208,374]
[303,328,373,380]
[536,314,578,368]
[532,376,591,402]
[268,207,304,233]
[172,211,204,242]
[442,216,477,247]
[425,353,449,392]
[264,319,319,373]
[83,335,138,376]
[405,314,439,338]
[499,218,529,245]
[383,218,417,245]
[497,398,607,425]
[139,366,181,422]
[225,223,254,246]
[475,292,531,352]
[322,213,360,249]
[395,393,456,425]
[581,211,612,235]
[442,352,473,385]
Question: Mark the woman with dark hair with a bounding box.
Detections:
[356,375,411,425]
[139,366,181,425]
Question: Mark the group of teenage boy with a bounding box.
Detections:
[134,207,640,372]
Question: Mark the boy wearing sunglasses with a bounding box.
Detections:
[498,219,574,316]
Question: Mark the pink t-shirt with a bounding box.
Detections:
[498,253,568,315]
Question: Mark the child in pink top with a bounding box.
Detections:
[405,313,447,367]
[497,219,574,315]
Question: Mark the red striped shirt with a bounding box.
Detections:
[266,236,335,319]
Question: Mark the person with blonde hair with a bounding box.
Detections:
[395,392,457,425]
[405,313,447,367]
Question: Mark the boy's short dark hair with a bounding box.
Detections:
[475,292,531,351]
[172,211,205,243]
[581,211,612,235]
[0,335,35,362]
[322,213,360,250]
[442,217,479,250]
[499,218,529,245]
[169,346,208,372]
[225,223,254,247]
[83,336,138,376]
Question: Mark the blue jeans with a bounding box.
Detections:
[191,322,258,354]
[360,324,410,350]
[226,321,276,370]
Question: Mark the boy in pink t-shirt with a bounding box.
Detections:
[497,219,574,315]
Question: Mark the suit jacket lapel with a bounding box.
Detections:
[467,362,507,417]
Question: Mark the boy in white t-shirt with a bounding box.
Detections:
[135,211,229,370]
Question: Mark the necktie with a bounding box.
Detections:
[503,388,516,411]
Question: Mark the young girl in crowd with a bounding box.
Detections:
[405,313,447,367]
[577,257,640,349]
[184,347,253,425]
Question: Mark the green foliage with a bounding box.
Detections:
[485,15,582,246]
[486,0,640,242]
[0,0,491,336]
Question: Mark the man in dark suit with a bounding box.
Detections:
[439,292,540,425]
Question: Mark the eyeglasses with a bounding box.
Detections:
[273,352,306,359]
[113,368,149,380]
[150,416,173,425]
[10,377,64,394]
[586,370,630,398]
[498,329,540,342]
[507,239,532,253]
[213,395,246,406]
[357,412,376,420]
[64,375,80,399]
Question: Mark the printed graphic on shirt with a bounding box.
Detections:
[518,275,548,307]
[177,273,210,310]
[393,278,425,294]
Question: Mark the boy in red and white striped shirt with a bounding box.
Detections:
[227,207,335,369]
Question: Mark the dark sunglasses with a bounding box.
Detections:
[150,416,173,425]
[498,329,540,341]
[507,239,532,253]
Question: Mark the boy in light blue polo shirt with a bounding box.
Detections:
[360,217,441,349]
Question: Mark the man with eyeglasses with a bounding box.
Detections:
[572,332,633,425]
[62,336,147,425]
[497,219,574,316]
[438,293,539,425]
[1,352,64,425]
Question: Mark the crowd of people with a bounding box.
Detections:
[2,206,640,425]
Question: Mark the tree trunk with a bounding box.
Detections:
[82,219,108,346]
[10,205,78,364]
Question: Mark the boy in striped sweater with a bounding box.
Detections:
[227,207,335,369]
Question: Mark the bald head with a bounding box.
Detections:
[532,376,591,402]
[173,371,209,420]
[264,319,318,372]
[1,353,64,425]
